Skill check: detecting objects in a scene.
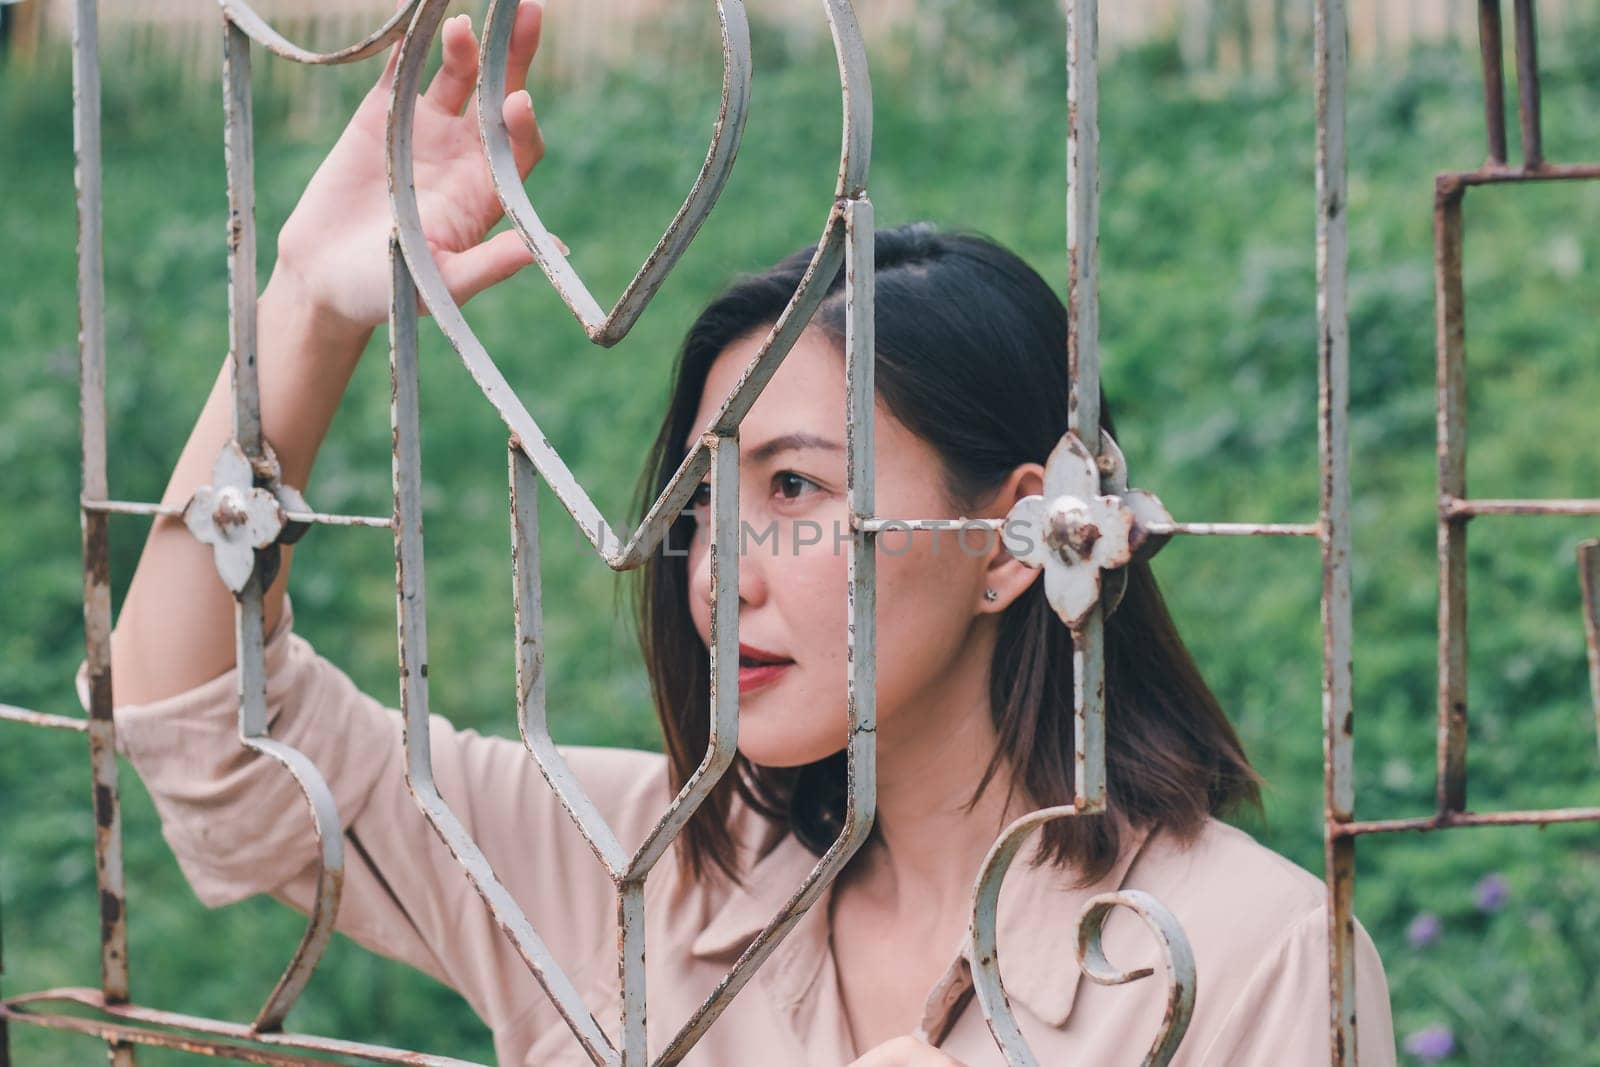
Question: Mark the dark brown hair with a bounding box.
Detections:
[633,222,1260,886]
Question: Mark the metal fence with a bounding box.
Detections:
[14,0,1596,86]
[1,0,1597,1064]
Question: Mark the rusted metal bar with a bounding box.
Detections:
[1066,0,1107,813]
[1580,542,1600,763]
[1314,0,1357,1063]
[857,517,1318,537]
[70,0,134,1061]
[1450,161,1600,186]
[1444,497,1600,518]
[1334,806,1600,837]
[0,704,90,732]
[1,988,484,1066]
[1434,181,1469,818]
[1477,0,1508,165]
[221,18,348,1033]
[1512,0,1542,168]
[82,498,393,528]
[968,5,1195,1064]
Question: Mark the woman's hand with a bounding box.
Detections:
[273,0,553,336]
[848,1037,969,1067]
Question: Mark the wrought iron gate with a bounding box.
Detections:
[2,0,1596,1064]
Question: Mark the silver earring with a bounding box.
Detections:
[983,588,999,603]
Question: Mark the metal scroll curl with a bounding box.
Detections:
[384,0,878,1062]
[969,810,1197,1067]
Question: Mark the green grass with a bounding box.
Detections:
[3,7,1599,1063]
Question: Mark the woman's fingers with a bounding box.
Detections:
[504,0,543,97]
[502,89,546,177]
[439,228,538,305]
[423,13,480,116]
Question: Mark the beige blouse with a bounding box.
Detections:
[84,602,1395,1066]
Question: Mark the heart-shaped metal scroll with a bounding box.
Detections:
[478,0,752,347]
[219,0,419,65]
[385,0,874,1059]
[970,808,1197,1067]
[388,0,868,577]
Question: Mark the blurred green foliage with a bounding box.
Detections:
[3,6,1599,1063]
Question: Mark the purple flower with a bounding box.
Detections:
[1406,911,1442,949]
[1474,873,1510,913]
[1403,1024,1456,1062]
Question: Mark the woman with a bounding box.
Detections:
[101,4,1394,1064]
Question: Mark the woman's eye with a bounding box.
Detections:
[773,471,820,501]
[692,473,819,513]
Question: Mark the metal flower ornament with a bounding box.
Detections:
[1004,429,1173,628]
[183,441,311,594]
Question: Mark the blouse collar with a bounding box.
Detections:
[689,817,1155,1030]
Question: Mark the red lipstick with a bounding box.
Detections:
[735,642,794,693]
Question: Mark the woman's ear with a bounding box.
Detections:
[976,462,1046,613]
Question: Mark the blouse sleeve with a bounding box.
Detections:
[82,598,672,1055]
[1190,907,1396,1067]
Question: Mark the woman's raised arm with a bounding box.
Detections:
[110,2,550,705]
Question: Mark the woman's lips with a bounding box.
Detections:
[736,660,792,694]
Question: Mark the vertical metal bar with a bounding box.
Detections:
[1511,0,1542,168]
[1066,0,1100,446]
[222,17,346,1032]
[1315,0,1357,1062]
[1477,0,1508,165]
[1066,0,1106,810]
[223,18,263,463]
[1434,183,1469,815]
[222,16,272,748]
[706,431,741,810]
[616,885,646,1066]
[1580,541,1600,764]
[72,0,134,1060]
[844,198,877,839]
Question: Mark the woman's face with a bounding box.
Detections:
[681,324,1026,769]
